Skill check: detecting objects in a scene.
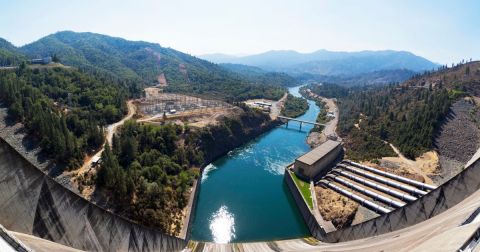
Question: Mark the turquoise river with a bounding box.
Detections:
[190,86,320,243]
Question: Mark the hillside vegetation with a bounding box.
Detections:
[94,104,278,234]
[9,31,285,101]
[0,65,128,169]
[308,61,480,161]
[196,103,279,162]
[281,94,309,118]
[96,121,201,235]
[0,38,26,66]
[301,69,416,87]
[220,63,299,87]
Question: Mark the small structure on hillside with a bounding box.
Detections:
[245,100,272,112]
[293,140,343,181]
[254,101,272,108]
[31,57,52,65]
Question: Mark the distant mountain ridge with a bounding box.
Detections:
[0,38,26,66]
[0,31,287,101]
[220,63,298,87]
[303,69,417,87]
[19,31,220,83]
[200,49,439,78]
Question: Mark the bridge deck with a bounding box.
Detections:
[277,116,325,126]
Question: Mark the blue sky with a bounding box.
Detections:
[0,0,478,64]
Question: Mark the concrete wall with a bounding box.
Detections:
[284,171,326,239]
[0,138,187,252]
[294,146,342,181]
[182,173,202,240]
[321,157,480,242]
[0,224,30,252]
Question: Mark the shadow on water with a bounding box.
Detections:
[280,124,311,133]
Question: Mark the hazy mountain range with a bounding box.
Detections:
[0,31,440,89]
[200,50,439,83]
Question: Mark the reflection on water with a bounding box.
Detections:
[209,206,236,244]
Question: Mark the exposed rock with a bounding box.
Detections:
[307,131,327,148]
[433,99,480,184]
[0,106,77,192]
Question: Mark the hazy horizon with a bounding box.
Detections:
[1,0,479,64]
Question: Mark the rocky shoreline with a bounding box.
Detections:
[203,118,283,164]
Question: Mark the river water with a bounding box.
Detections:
[190,86,320,243]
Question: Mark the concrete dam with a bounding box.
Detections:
[0,138,186,252]
[2,86,480,251]
[2,130,480,251]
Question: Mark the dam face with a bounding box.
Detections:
[0,138,186,252]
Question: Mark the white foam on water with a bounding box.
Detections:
[209,205,236,244]
[201,163,217,183]
[264,155,289,175]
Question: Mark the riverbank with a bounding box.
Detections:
[300,88,340,147]
[190,85,317,242]
[181,114,282,238]
[180,98,291,239]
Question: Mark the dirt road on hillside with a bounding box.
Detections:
[387,143,436,185]
[76,100,136,175]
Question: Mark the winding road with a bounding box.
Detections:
[77,100,136,174]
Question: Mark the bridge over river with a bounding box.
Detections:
[277,115,325,130]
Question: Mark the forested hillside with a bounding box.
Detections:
[308,83,350,98]
[16,31,285,101]
[96,121,201,235]
[93,104,278,235]
[281,94,309,117]
[0,38,26,66]
[299,69,416,87]
[0,65,128,168]
[220,63,299,87]
[308,61,480,161]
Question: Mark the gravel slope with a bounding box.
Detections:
[433,99,480,184]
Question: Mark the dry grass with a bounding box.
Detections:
[365,149,440,184]
[315,186,358,228]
